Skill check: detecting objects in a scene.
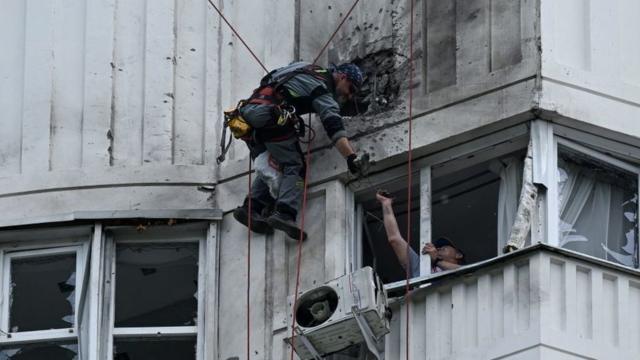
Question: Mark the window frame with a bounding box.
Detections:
[545,134,640,267]
[104,224,208,360]
[0,233,90,350]
[350,124,530,281]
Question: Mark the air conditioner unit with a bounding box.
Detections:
[284,267,390,360]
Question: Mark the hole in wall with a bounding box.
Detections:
[339,49,403,116]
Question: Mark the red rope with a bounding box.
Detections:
[312,0,361,65]
[405,0,416,359]
[247,160,253,359]
[207,0,268,73]
[289,115,314,360]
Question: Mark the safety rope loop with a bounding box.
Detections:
[207,0,268,73]
[289,114,314,360]
[405,0,416,359]
[312,0,361,65]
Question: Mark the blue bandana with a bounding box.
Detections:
[334,63,364,90]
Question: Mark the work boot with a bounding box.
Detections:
[267,211,308,241]
[233,204,274,235]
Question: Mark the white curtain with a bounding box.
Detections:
[492,157,523,251]
[557,159,637,267]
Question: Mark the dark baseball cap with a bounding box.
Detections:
[433,237,465,263]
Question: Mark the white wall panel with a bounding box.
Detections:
[0,0,26,176]
[540,0,640,134]
[386,252,640,359]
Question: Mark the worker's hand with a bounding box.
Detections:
[375,191,393,207]
[346,154,362,175]
[422,243,437,261]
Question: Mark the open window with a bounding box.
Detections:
[359,176,420,284]
[0,239,89,359]
[353,126,530,284]
[106,226,206,360]
[431,149,528,265]
[555,138,639,268]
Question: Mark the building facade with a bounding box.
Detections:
[0,0,639,359]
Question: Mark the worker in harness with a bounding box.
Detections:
[231,62,367,240]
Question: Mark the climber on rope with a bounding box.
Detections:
[229,62,368,240]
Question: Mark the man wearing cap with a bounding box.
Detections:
[375,191,465,277]
[233,61,367,240]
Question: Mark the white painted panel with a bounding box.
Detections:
[21,0,55,173]
[287,192,326,293]
[142,0,175,164]
[516,262,530,332]
[174,0,206,165]
[619,0,640,88]
[82,0,116,167]
[575,267,593,340]
[0,0,25,176]
[111,0,146,166]
[50,0,85,170]
[549,259,566,332]
[552,0,591,71]
[629,282,640,355]
[601,274,619,346]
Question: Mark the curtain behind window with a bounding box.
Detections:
[557,156,637,267]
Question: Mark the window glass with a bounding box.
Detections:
[0,342,78,360]
[558,148,638,267]
[115,243,198,327]
[10,253,76,332]
[113,338,196,360]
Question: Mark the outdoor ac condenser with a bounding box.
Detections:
[284,266,390,360]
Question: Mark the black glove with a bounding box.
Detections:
[347,154,360,175]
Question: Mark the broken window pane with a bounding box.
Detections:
[10,253,76,332]
[0,342,78,360]
[115,243,198,327]
[558,148,638,267]
[113,338,196,360]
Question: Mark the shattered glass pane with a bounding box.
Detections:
[113,338,196,360]
[10,253,76,332]
[115,243,198,327]
[558,149,639,267]
[0,342,78,360]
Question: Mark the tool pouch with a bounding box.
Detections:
[224,105,252,139]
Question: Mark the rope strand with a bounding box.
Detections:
[405,0,416,359]
[207,0,268,73]
[289,115,314,360]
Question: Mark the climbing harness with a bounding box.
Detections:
[216,64,333,164]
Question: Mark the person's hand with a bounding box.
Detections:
[422,243,437,260]
[346,153,370,177]
[375,190,393,207]
[347,154,361,175]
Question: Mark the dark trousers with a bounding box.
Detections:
[239,103,305,218]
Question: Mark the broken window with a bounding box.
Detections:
[557,143,639,268]
[114,243,199,327]
[0,342,78,359]
[0,242,88,358]
[9,252,76,332]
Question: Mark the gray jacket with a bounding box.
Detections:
[268,62,347,143]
